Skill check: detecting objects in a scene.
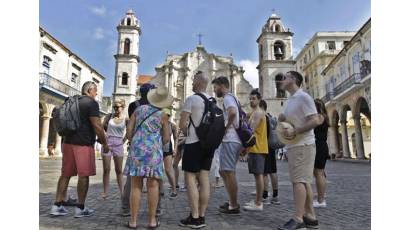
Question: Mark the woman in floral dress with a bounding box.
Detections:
[123,86,173,229]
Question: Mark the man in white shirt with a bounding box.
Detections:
[211,76,242,215]
[277,71,321,230]
[178,71,213,229]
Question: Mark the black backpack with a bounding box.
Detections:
[189,93,225,151]
[52,95,82,136]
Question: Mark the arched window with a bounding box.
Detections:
[275,24,281,32]
[127,18,131,26]
[275,73,286,98]
[121,72,128,85]
[124,39,130,54]
[273,41,285,60]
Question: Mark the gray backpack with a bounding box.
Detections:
[267,113,285,149]
[52,95,82,136]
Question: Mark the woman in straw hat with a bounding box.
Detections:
[123,86,173,229]
[100,99,127,200]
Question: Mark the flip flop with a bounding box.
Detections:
[125,221,137,229]
[146,220,160,229]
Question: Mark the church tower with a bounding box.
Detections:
[257,12,296,116]
[113,9,141,112]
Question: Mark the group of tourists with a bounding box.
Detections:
[48,70,330,230]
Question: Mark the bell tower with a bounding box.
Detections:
[113,9,141,112]
[257,12,296,116]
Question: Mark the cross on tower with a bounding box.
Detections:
[197,33,204,46]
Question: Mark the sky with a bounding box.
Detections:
[40,0,370,96]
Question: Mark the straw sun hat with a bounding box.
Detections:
[276,121,303,145]
[147,86,174,109]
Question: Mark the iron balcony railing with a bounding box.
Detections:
[333,73,362,98]
[39,72,80,97]
[321,91,333,104]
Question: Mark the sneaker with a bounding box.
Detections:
[251,190,257,195]
[62,196,77,206]
[74,207,94,218]
[303,216,319,229]
[156,208,163,217]
[219,204,240,215]
[215,183,224,188]
[243,201,263,211]
[278,218,307,230]
[244,200,255,206]
[178,186,187,192]
[271,196,281,205]
[50,205,68,216]
[198,216,207,228]
[179,214,205,229]
[120,209,131,217]
[219,202,229,210]
[169,192,178,199]
[313,200,327,208]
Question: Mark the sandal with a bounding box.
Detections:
[125,221,137,229]
[146,219,160,229]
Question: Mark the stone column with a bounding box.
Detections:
[39,115,51,156]
[353,115,365,159]
[328,125,338,158]
[340,119,351,158]
[54,133,62,156]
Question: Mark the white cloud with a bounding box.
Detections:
[93,27,105,40]
[239,59,259,88]
[90,5,106,16]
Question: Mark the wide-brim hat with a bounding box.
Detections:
[147,86,174,109]
[276,121,303,145]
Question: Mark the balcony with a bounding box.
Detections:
[360,60,371,80]
[321,91,334,104]
[39,72,80,98]
[333,73,362,99]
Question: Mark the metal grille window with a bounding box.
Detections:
[42,56,51,74]
[327,41,336,50]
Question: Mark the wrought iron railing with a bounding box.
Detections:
[360,60,371,79]
[333,73,361,98]
[321,91,333,104]
[39,72,80,97]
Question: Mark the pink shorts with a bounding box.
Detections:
[102,136,124,157]
[61,144,96,177]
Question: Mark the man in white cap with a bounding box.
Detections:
[277,71,321,230]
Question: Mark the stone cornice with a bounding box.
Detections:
[256,31,294,43]
[116,25,141,35]
[114,54,140,63]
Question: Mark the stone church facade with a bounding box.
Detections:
[150,45,253,120]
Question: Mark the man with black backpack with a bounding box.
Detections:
[50,81,109,218]
[211,76,243,215]
[178,71,223,229]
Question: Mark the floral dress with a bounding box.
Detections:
[123,105,164,179]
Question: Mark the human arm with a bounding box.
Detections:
[179,111,190,136]
[126,113,136,142]
[249,110,264,131]
[161,113,171,145]
[225,106,237,133]
[90,117,109,153]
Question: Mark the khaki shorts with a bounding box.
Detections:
[287,144,316,184]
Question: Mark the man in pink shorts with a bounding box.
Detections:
[50,81,109,218]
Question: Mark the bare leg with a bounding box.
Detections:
[293,182,307,222]
[55,176,71,202]
[198,170,210,217]
[129,176,143,227]
[185,172,199,218]
[173,153,181,187]
[220,170,239,208]
[147,178,160,226]
[304,183,316,220]
[77,176,89,206]
[269,173,278,194]
[164,155,176,193]
[102,155,111,199]
[113,156,124,196]
[254,174,264,206]
[263,175,269,192]
[314,169,326,203]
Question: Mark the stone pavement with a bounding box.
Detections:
[39,158,370,230]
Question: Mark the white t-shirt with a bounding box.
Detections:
[283,89,318,148]
[222,94,241,144]
[182,93,211,144]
